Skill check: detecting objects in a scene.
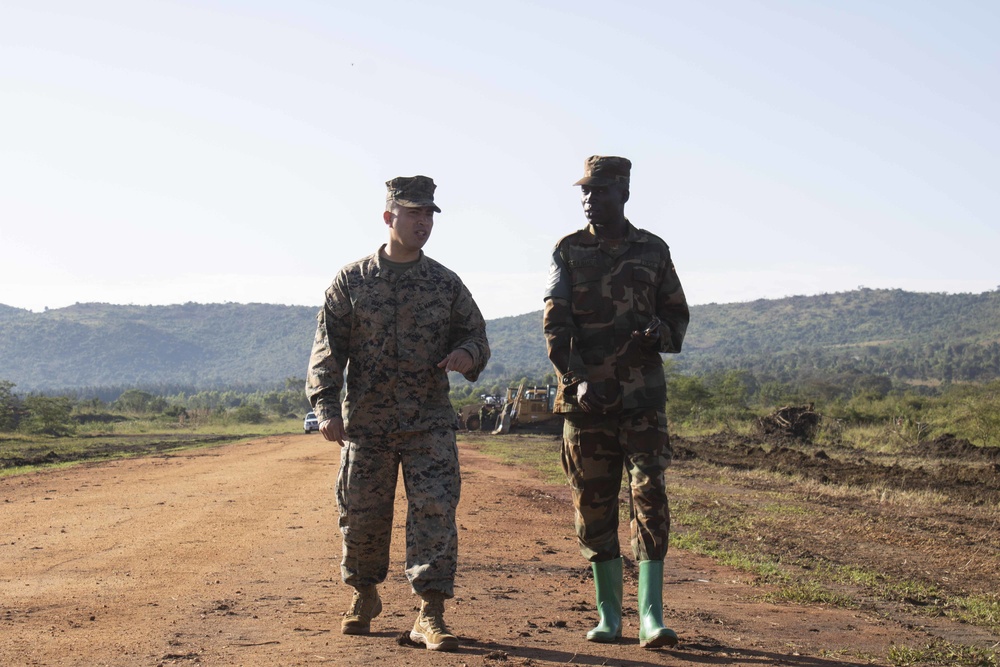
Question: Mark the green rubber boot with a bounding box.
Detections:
[586,556,623,642]
[637,560,678,648]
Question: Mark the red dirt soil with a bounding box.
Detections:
[0,434,975,666]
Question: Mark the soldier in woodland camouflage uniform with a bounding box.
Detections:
[306,175,490,652]
[543,156,689,648]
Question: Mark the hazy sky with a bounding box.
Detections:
[2,0,998,319]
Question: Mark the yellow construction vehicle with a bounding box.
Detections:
[459,383,561,435]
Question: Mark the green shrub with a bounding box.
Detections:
[234,404,265,424]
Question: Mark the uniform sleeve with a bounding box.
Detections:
[543,246,572,302]
[304,272,352,422]
[654,249,690,354]
[542,247,588,386]
[450,282,491,382]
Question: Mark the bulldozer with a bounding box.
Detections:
[458,382,562,435]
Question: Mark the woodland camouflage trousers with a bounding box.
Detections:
[336,428,460,597]
[561,408,672,562]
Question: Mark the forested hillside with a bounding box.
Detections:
[682,288,1000,383]
[472,288,1000,396]
[0,302,317,392]
[2,288,1000,395]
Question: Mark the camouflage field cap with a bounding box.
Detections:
[573,155,631,187]
[386,175,441,212]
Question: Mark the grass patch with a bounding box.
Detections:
[458,432,565,485]
[888,639,998,666]
[951,593,1000,631]
[880,579,943,605]
[760,501,816,516]
[670,527,788,584]
[765,581,855,607]
[830,564,884,588]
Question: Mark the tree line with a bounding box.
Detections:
[5,366,998,451]
[0,378,312,436]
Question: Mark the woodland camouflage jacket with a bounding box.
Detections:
[543,221,689,413]
[306,248,490,437]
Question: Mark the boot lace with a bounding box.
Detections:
[348,588,376,617]
[421,599,450,634]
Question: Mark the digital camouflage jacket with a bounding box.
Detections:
[543,221,689,413]
[306,248,490,437]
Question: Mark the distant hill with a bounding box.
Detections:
[0,302,315,392]
[485,288,1000,387]
[680,289,1000,384]
[2,288,1000,394]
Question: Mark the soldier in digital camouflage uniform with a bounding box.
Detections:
[543,156,689,648]
[306,175,490,652]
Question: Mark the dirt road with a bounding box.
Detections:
[1,435,944,666]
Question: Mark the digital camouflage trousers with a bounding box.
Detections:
[561,408,672,562]
[336,428,461,597]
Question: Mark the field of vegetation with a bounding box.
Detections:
[0,379,310,474]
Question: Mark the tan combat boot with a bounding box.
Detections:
[409,592,458,651]
[341,585,382,635]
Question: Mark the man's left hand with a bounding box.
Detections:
[438,349,474,374]
[632,328,661,347]
[632,317,662,348]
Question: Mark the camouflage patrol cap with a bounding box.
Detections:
[573,155,631,187]
[385,175,441,213]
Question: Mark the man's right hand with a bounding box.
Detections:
[576,381,605,414]
[319,417,346,446]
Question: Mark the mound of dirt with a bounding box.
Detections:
[673,433,1000,506]
[911,433,1000,461]
[754,404,821,442]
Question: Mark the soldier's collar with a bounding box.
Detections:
[583,219,639,244]
[373,247,430,280]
